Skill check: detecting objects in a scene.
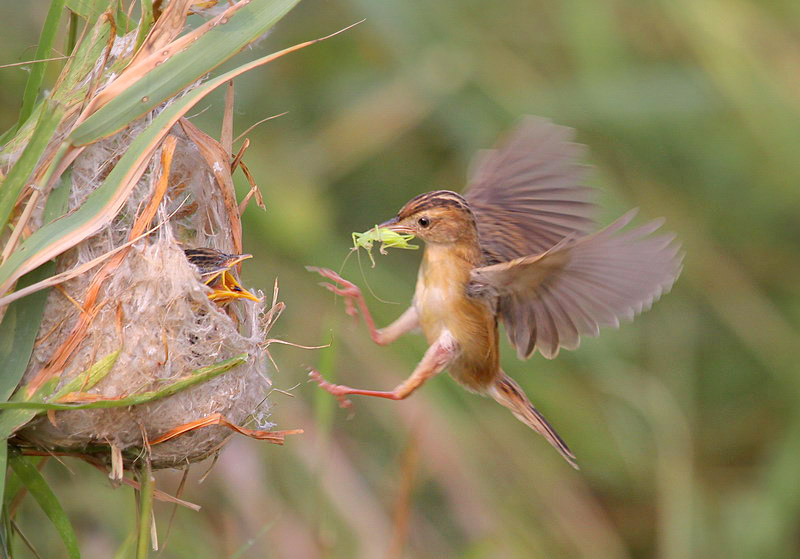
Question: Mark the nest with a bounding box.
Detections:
[16,109,280,470]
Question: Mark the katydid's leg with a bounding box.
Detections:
[307,267,418,346]
[309,333,457,407]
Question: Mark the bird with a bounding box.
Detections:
[308,117,682,469]
[183,247,260,305]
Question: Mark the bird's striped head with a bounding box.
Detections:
[380,190,478,245]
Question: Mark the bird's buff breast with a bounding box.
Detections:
[414,251,499,390]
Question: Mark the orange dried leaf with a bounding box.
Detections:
[149,412,302,446]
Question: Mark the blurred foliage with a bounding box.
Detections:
[2,0,799,558]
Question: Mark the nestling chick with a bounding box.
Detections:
[184,248,260,304]
[308,117,683,469]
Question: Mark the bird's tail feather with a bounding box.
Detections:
[490,373,579,469]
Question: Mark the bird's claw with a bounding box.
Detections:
[308,369,353,409]
[308,267,363,320]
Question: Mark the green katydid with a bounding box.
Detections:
[351,225,418,267]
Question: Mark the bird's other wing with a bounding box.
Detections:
[464,116,598,264]
[467,210,683,359]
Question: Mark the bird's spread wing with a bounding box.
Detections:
[467,210,683,359]
[464,116,597,264]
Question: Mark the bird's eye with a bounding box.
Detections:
[417,216,430,228]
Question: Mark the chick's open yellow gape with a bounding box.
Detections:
[351,225,418,267]
[184,247,260,305]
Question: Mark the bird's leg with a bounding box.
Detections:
[309,334,456,408]
[373,306,418,345]
[307,267,418,346]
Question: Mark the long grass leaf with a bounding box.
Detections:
[52,12,113,107]
[8,453,79,559]
[17,0,66,132]
[0,443,6,555]
[0,127,17,150]
[135,0,154,51]
[0,25,350,298]
[0,351,119,439]
[0,171,70,557]
[0,267,60,402]
[0,169,70,405]
[0,103,64,232]
[69,0,301,146]
[66,0,108,26]
[0,354,247,412]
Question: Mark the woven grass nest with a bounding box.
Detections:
[15,116,289,470]
[0,0,316,476]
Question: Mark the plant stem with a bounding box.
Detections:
[136,460,154,559]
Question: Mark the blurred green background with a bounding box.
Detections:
[3,0,800,557]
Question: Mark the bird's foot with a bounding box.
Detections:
[306,267,363,320]
[308,369,353,408]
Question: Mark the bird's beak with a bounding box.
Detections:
[378,217,413,234]
[224,253,253,268]
[208,271,261,304]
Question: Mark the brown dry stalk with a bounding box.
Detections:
[1,189,40,263]
[0,56,71,70]
[26,136,178,396]
[230,137,248,172]
[221,80,234,156]
[236,156,266,214]
[128,0,195,70]
[232,111,288,144]
[148,412,303,446]
[158,467,190,553]
[91,463,200,511]
[179,118,243,254]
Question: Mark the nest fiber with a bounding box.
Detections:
[19,117,273,469]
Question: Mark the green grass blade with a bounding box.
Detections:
[0,266,60,403]
[0,126,17,149]
[2,465,27,509]
[0,169,70,406]
[66,11,79,54]
[135,0,154,51]
[112,531,136,559]
[0,443,6,555]
[42,166,73,222]
[52,14,113,107]
[0,351,119,439]
[8,453,79,559]
[44,350,120,400]
[0,170,69,559]
[0,29,334,298]
[17,0,66,132]
[0,354,246,412]
[66,0,108,25]
[0,102,64,232]
[69,0,301,146]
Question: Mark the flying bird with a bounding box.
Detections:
[308,117,682,468]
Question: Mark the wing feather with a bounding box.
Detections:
[464,117,598,263]
[468,210,683,359]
